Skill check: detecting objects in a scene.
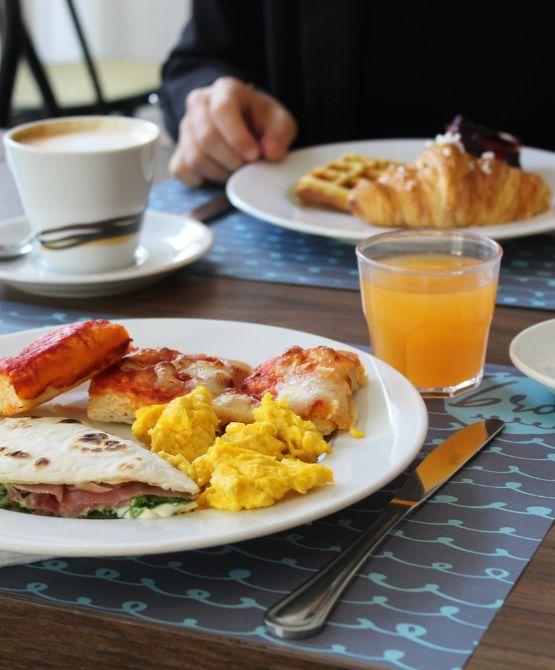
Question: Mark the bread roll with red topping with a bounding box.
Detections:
[0,320,131,415]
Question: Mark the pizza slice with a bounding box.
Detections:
[87,347,252,424]
[88,344,367,437]
[215,346,367,435]
[0,320,131,416]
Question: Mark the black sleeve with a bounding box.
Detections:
[159,0,265,141]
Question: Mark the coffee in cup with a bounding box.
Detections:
[4,116,160,274]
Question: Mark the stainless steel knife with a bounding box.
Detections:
[187,193,232,223]
[264,418,505,640]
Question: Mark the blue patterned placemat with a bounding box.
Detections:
[0,309,554,670]
[0,364,553,670]
[0,301,114,334]
[149,179,555,311]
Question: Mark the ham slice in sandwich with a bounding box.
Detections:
[0,416,198,519]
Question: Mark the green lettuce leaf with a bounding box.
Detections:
[127,495,194,519]
[83,509,119,519]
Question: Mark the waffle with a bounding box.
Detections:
[296,154,405,212]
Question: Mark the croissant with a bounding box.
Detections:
[349,142,552,228]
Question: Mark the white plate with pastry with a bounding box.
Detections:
[0,318,427,556]
[0,209,213,298]
[227,138,555,242]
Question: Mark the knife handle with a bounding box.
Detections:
[188,193,232,223]
[264,501,409,639]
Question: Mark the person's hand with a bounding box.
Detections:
[169,76,297,187]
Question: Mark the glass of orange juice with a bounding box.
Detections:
[356,230,502,397]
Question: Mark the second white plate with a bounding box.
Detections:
[510,319,555,392]
[227,139,555,242]
[0,318,427,556]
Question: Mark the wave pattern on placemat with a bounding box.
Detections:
[0,362,553,670]
[149,179,555,311]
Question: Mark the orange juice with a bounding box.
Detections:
[361,254,498,392]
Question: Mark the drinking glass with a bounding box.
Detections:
[356,230,502,397]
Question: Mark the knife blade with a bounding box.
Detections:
[392,418,505,508]
[264,418,505,640]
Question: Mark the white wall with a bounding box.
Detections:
[22,0,191,64]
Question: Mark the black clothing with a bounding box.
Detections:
[160,1,555,150]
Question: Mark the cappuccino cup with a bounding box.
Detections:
[3,115,160,274]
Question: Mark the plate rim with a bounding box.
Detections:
[509,318,555,390]
[227,138,555,242]
[0,209,214,287]
[0,317,428,556]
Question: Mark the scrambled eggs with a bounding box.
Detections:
[251,393,331,461]
[214,393,330,462]
[218,421,285,459]
[131,387,335,511]
[192,444,333,511]
[132,386,219,462]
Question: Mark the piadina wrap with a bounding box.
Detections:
[0,416,198,518]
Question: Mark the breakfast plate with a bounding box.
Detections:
[510,319,555,393]
[227,139,555,242]
[0,318,427,556]
[0,210,213,298]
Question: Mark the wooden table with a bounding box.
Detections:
[0,143,553,670]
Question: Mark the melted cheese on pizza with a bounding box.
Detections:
[216,346,367,435]
[88,345,366,435]
[88,347,252,422]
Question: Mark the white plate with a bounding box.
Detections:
[510,319,555,392]
[0,318,427,556]
[0,210,213,298]
[227,139,555,242]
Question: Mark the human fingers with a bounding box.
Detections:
[256,97,298,161]
[168,143,203,188]
[188,93,244,172]
[179,117,231,183]
[208,77,261,161]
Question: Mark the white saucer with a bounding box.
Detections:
[509,319,555,393]
[0,209,213,298]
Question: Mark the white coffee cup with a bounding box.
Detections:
[3,115,160,274]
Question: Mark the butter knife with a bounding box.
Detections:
[265,418,505,639]
[187,193,232,223]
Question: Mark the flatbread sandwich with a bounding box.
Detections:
[0,416,198,519]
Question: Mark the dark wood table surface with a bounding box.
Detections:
[0,141,553,670]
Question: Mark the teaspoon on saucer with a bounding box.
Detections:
[0,231,34,260]
[0,192,232,261]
